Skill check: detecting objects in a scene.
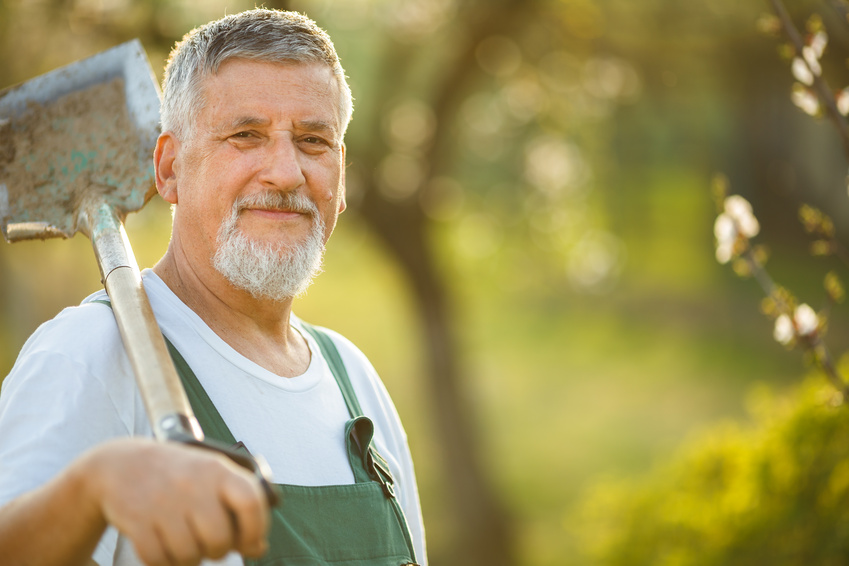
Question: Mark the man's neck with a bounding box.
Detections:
[152,249,311,378]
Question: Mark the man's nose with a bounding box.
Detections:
[258,137,306,190]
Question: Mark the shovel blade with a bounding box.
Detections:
[0,40,161,242]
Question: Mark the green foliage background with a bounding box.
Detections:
[3,0,849,564]
[576,376,849,566]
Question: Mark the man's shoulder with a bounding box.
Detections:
[34,295,117,338]
[294,318,374,371]
[14,296,122,369]
[292,318,393,411]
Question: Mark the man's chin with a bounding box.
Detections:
[213,231,325,302]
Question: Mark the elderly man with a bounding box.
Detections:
[0,9,425,566]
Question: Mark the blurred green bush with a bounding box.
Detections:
[573,371,849,566]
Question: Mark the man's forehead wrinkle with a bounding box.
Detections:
[199,60,343,129]
[231,115,271,129]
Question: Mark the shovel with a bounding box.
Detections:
[0,40,277,505]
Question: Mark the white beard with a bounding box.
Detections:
[213,191,326,301]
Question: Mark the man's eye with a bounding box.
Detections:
[232,131,256,139]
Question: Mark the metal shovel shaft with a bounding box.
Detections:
[83,200,202,442]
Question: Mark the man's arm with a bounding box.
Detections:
[0,438,270,566]
[0,449,106,565]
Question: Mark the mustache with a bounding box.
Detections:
[233,191,319,216]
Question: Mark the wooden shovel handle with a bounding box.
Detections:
[86,200,201,442]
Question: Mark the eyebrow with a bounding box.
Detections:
[225,116,271,130]
[296,119,339,137]
[219,117,339,139]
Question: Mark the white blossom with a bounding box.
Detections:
[714,213,735,241]
[714,213,736,264]
[724,195,752,217]
[794,303,819,336]
[774,314,795,345]
[802,46,822,77]
[713,195,761,265]
[792,57,814,86]
[773,304,819,345]
[838,88,849,116]
[810,30,828,59]
[715,242,734,264]
[791,84,820,116]
[723,195,760,238]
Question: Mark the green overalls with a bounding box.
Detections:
[164,323,420,566]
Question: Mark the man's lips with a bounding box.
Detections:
[241,208,307,221]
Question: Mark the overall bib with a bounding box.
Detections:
[163,323,420,566]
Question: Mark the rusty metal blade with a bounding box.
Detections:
[0,40,161,241]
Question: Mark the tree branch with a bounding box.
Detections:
[769,0,849,161]
[743,243,849,399]
[827,0,849,25]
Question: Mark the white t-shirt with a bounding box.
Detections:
[0,270,426,565]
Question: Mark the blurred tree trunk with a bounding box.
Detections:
[358,186,516,566]
[349,2,535,564]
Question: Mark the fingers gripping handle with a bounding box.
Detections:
[166,428,282,508]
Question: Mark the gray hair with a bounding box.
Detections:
[160,9,353,140]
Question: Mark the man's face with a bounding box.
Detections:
[161,59,346,289]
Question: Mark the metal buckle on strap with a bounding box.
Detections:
[367,450,396,499]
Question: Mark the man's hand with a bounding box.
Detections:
[0,437,271,566]
[77,438,271,565]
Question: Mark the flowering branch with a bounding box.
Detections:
[714,186,849,400]
[768,0,849,161]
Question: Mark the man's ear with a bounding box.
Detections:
[338,143,347,214]
[154,132,179,204]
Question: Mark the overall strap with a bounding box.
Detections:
[163,337,237,446]
[300,323,400,498]
[299,322,363,419]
